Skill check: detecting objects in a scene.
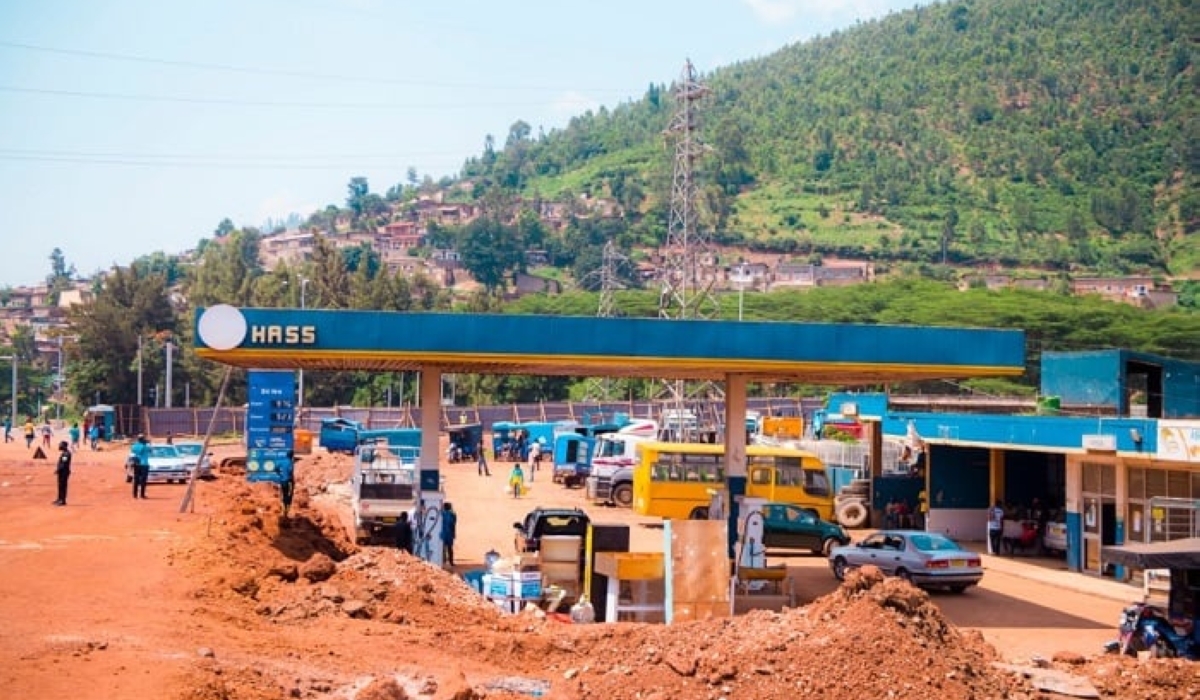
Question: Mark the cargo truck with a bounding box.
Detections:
[583,419,657,507]
[349,440,420,544]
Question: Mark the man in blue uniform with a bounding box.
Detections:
[130,435,150,499]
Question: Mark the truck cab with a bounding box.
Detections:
[349,440,419,544]
[584,419,657,507]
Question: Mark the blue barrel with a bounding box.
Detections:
[462,569,486,595]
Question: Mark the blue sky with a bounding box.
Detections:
[0,0,926,288]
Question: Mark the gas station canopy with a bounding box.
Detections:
[194,306,1025,384]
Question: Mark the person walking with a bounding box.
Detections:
[87,423,100,450]
[393,511,414,554]
[441,502,457,567]
[52,440,72,506]
[68,422,81,451]
[987,499,1005,555]
[3,415,11,443]
[130,434,150,499]
[40,421,53,449]
[281,471,295,517]
[508,463,525,499]
[23,418,35,449]
[476,439,491,477]
[527,439,541,482]
[280,451,296,517]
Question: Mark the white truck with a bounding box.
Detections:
[584,419,657,508]
[349,441,420,544]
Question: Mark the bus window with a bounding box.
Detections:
[776,465,802,487]
[804,469,831,497]
[750,468,773,485]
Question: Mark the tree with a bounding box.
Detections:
[459,217,523,293]
[132,252,183,288]
[46,248,76,304]
[67,265,177,408]
[187,228,263,307]
[307,234,351,309]
[941,207,959,264]
[346,177,370,216]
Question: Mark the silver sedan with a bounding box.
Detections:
[828,530,983,593]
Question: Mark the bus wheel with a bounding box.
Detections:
[836,500,869,529]
[688,506,709,520]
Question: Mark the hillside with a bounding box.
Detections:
[457,0,1196,278]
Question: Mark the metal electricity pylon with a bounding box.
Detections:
[656,59,722,427]
[658,58,719,324]
[584,241,626,400]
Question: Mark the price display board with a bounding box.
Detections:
[246,370,295,484]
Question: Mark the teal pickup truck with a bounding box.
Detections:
[320,418,420,455]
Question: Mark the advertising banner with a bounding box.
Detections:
[1156,420,1200,463]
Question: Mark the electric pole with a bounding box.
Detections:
[658,58,718,323]
[656,59,721,432]
[584,240,627,400]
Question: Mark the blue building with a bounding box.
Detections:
[856,349,1199,580]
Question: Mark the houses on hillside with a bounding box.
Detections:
[0,280,92,371]
[958,272,1178,308]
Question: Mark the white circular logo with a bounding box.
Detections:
[197,304,247,351]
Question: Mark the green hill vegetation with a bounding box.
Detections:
[456,0,1196,279]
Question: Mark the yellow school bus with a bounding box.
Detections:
[631,441,833,520]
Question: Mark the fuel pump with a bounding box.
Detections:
[413,493,444,566]
[736,496,768,590]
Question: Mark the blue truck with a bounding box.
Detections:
[319,417,421,455]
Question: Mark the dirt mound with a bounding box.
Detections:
[182,479,1025,700]
[521,567,1016,700]
[167,451,1194,700]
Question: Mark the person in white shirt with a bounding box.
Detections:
[527,440,542,481]
[987,500,1005,554]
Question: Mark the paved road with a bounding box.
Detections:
[438,453,1134,662]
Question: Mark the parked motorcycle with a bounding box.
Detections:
[1110,602,1199,659]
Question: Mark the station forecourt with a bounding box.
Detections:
[194,304,1026,567]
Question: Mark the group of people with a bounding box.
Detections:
[988,497,1051,555]
[10,416,103,452]
[884,497,915,529]
[19,418,53,450]
[394,502,458,567]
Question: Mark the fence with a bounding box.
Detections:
[137,397,815,440]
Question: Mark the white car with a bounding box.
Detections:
[172,441,214,479]
[125,444,192,484]
[1042,518,1067,555]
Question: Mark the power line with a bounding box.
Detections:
[0,146,462,161]
[0,152,461,171]
[0,84,557,111]
[0,40,633,95]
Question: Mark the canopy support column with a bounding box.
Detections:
[415,367,444,566]
[724,374,748,558]
[418,368,442,489]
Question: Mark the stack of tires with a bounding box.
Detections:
[834,479,871,529]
